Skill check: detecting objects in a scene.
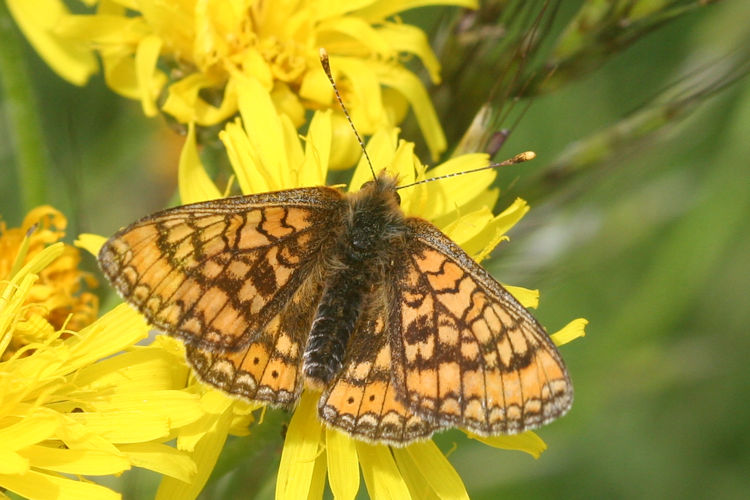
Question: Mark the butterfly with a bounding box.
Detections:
[98,168,573,446]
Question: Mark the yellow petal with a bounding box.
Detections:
[411,153,492,220]
[157,403,234,500]
[73,347,190,394]
[6,0,97,85]
[389,140,419,187]
[504,286,540,309]
[356,442,411,499]
[200,389,236,415]
[308,447,328,500]
[466,430,548,459]
[318,17,392,58]
[101,49,140,99]
[375,63,446,160]
[325,428,360,500]
[276,391,324,500]
[179,122,221,204]
[348,127,400,192]
[441,207,495,249]
[0,450,29,475]
[317,0,377,17]
[221,118,269,194]
[90,391,202,429]
[333,56,384,131]
[0,415,58,452]
[551,318,588,346]
[378,22,440,82]
[396,441,469,500]
[177,391,233,452]
[328,113,366,170]
[50,418,121,455]
[67,410,171,443]
[162,73,237,124]
[448,198,529,262]
[66,304,149,370]
[74,234,107,257]
[271,83,306,128]
[119,442,196,482]
[487,198,530,239]
[9,242,64,281]
[393,450,440,500]
[135,34,164,116]
[281,112,305,182]
[0,468,120,500]
[55,14,147,45]
[237,77,291,190]
[300,111,333,187]
[299,65,333,106]
[17,445,130,475]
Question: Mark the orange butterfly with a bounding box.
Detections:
[98,49,572,446]
[98,166,572,445]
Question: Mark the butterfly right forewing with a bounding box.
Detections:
[391,218,573,436]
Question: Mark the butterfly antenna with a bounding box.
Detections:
[320,48,377,180]
[395,151,536,191]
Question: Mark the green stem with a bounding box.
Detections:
[0,1,50,211]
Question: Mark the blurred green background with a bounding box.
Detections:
[1,1,749,499]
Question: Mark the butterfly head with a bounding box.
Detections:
[357,171,402,205]
[346,172,406,255]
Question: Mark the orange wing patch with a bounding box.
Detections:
[397,220,573,435]
[318,306,440,445]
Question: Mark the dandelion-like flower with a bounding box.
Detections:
[0,206,97,343]
[173,87,587,497]
[7,0,479,163]
[0,209,206,498]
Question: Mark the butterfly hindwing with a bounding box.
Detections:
[99,187,344,351]
[186,273,325,406]
[391,218,573,435]
[318,295,441,445]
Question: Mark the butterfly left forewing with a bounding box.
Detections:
[392,218,573,436]
[99,187,344,351]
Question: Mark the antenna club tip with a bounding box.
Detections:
[514,151,536,162]
[319,48,332,77]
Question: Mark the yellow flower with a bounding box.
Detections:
[8,0,480,163]
[175,86,587,497]
[74,239,260,500]
[0,212,203,499]
[0,206,97,357]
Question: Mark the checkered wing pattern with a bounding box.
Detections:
[99,187,344,404]
[318,294,441,444]
[392,219,573,436]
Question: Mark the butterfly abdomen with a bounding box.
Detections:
[303,177,406,387]
[303,266,368,386]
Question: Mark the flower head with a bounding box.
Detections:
[0,209,204,498]
[8,0,480,162]
[176,87,587,497]
[0,206,97,355]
